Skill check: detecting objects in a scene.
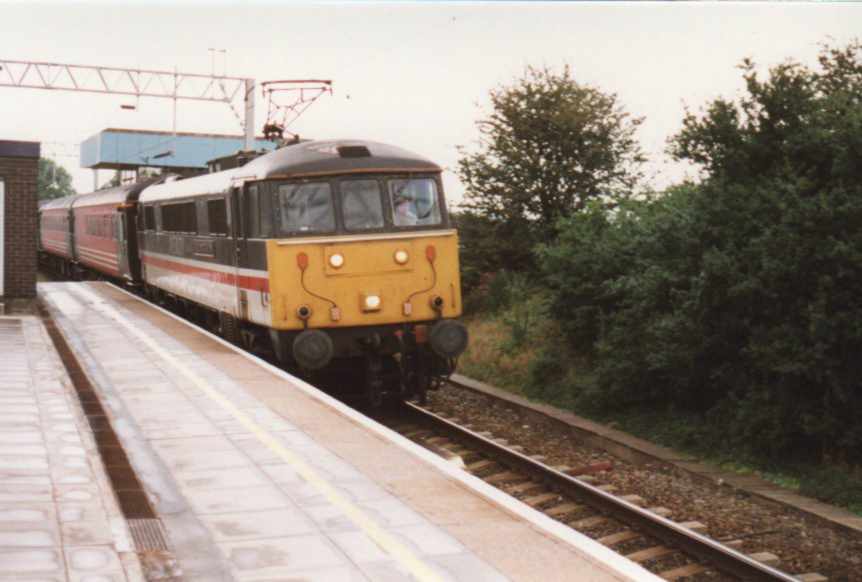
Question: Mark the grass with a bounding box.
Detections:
[458,307,862,517]
[458,316,532,395]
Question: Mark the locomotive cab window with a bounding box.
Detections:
[276,182,335,235]
[388,178,442,227]
[341,179,384,231]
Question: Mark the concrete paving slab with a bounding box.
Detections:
[0,315,142,581]
[199,507,317,542]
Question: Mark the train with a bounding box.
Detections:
[39,139,468,404]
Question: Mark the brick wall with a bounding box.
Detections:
[0,140,40,299]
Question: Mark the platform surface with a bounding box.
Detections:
[39,282,658,582]
[0,315,144,581]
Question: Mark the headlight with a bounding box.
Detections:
[329,253,344,268]
[394,249,409,264]
[363,294,382,311]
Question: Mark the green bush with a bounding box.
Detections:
[538,42,862,465]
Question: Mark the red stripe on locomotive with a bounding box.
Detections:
[142,254,270,294]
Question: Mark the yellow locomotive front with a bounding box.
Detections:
[244,142,467,404]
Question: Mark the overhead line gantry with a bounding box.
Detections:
[0,58,256,150]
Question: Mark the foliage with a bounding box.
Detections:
[499,273,547,351]
[457,65,646,272]
[451,210,510,297]
[539,41,862,465]
[37,158,75,201]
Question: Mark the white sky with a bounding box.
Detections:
[1,2,860,204]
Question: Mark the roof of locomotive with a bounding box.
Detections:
[139,139,441,204]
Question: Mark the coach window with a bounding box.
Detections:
[341,179,384,231]
[162,201,198,233]
[276,182,335,235]
[207,198,228,236]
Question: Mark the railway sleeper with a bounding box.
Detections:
[466,459,498,473]
[647,507,673,518]
[598,530,641,547]
[403,429,434,439]
[505,480,544,495]
[424,436,451,446]
[569,515,607,529]
[522,492,559,508]
[626,545,675,563]
[567,461,614,476]
[545,502,584,518]
[620,494,645,506]
[484,471,524,485]
[458,451,484,464]
[795,574,828,582]
[657,563,709,581]
[677,521,707,534]
[748,551,780,568]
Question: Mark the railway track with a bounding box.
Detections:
[380,400,826,582]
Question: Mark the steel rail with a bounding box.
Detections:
[399,401,799,582]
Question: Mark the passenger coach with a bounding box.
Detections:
[39,181,154,281]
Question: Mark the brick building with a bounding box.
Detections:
[0,139,40,305]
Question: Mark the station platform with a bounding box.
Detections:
[0,315,144,581]
[22,281,659,582]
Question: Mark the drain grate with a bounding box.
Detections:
[128,518,171,552]
[39,305,171,555]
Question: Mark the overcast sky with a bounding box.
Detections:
[1,2,860,204]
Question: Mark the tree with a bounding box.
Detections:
[457,65,646,270]
[540,41,862,464]
[669,41,862,190]
[37,158,76,201]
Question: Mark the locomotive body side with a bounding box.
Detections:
[137,168,273,327]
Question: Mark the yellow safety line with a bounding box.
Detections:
[68,285,443,582]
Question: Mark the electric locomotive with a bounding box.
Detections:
[40,140,468,404]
